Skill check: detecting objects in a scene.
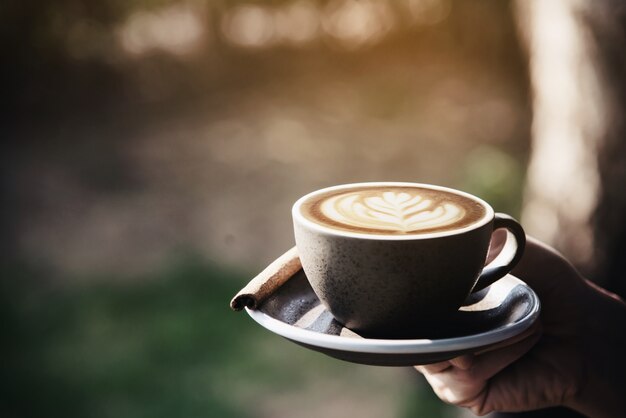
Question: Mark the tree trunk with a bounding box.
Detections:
[516,0,626,295]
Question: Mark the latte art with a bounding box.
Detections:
[299,185,487,235]
[321,191,465,233]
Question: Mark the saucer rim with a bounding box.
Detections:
[245,275,540,355]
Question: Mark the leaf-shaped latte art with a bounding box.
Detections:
[320,191,465,233]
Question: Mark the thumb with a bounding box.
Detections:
[512,236,584,299]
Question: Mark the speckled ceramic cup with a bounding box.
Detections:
[292,182,526,338]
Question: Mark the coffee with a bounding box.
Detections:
[299,185,486,235]
[292,182,525,338]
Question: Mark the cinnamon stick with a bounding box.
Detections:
[230,246,302,311]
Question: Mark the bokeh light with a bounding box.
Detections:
[222,4,276,48]
[321,0,395,49]
[117,3,206,56]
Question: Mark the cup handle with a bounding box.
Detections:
[472,213,526,293]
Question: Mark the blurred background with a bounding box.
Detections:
[3,0,625,417]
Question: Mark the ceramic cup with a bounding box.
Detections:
[292,182,526,338]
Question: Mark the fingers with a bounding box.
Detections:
[415,324,541,413]
[464,329,541,383]
[450,354,474,370]
[419,364,487,409]
[414,354,473,374]
[415,361,452,374]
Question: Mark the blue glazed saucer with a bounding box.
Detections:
[246,271,540,366]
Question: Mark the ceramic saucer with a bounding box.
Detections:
[246,270,540,366]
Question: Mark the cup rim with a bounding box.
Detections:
[292,182,494,240]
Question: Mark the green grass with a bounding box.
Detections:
[0,259,459,418]
[1,259,262,418]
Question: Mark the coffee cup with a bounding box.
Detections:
[292,182,525,338]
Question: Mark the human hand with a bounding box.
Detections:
[415,236,626,417]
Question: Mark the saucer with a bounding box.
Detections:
[246,271,540,366]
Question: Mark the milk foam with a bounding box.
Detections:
[320,191,465,233]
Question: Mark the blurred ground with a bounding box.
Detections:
[3,1,529,417]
